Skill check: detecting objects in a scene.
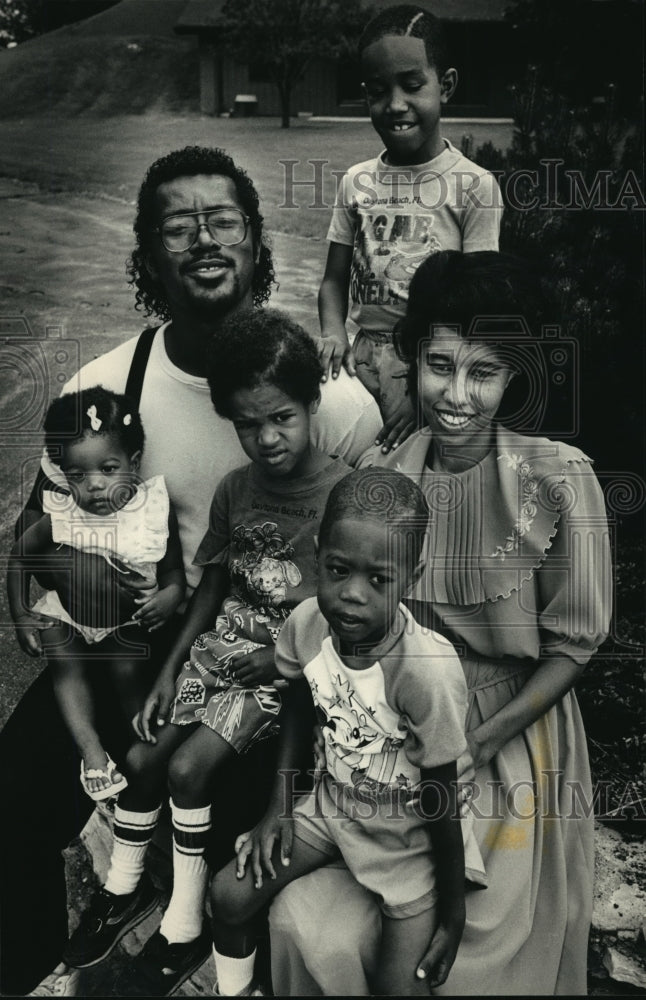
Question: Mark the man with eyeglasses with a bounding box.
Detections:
[2,146,380,997]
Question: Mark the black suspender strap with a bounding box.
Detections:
[124,326,157,407]
[16,326,158,537]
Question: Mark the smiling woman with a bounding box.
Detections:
[418,330,514,472]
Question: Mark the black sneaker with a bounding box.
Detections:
[63,872,159,969]
[117,929,211,996]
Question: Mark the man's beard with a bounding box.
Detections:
[189,273,244,320]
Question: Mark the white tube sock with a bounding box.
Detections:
[213,946,256,996]
[159,801,212,944]
[104,805,161,895]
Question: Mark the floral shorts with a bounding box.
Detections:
[170,603,282,752]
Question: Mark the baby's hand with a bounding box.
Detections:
[132,584,183,632]
[13,612,57,657]
[230,646,278,687]
[317,333,356,381]
[374,394,417,454]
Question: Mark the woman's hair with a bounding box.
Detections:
[318,467,430,565]
[43,386,145,465]
[396,250,544,425]
[358,4,449,77]
[127,146,276,320]
[207,308,324,418]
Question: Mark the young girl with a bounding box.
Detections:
[7,386,185,801]
[62,309,351,994]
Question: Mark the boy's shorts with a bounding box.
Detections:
[353,329,410,423]
[292,772,438,919]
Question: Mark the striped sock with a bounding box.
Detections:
[104,805,161,895]
[159,800,212,944]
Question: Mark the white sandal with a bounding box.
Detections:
[80,753,128,802]
[28,965,80,996]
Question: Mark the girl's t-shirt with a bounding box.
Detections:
[194,457,350,630]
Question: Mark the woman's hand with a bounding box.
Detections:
[312,724,326,773]
[464,727,496,772]
[374,394,417,453]
[234,808,294,889]
[13,611,57,657]
[416,906,466,988]
[132,583,183,632]
[230,646,278,687]
[455,743,476,817]
[132,673,176,742]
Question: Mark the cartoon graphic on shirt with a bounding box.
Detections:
[351,211,442,309]
[247,556,301,605]
[230,521,302,610]
[310,670,410,801]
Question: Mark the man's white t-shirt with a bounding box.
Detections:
[46,324,380,597]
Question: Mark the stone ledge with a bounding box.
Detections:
[71,809,646,996]
[591,820,646,991]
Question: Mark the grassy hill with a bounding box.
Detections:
[0,0,199,116]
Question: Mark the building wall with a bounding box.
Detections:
[213,55,337,116]
[197,24,516,118]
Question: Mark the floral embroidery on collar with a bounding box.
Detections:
[491,453,539,559]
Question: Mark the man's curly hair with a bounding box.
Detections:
[127,146,276,320]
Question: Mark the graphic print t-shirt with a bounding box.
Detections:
[327,140,502,335]
[276,598,468,801]
[194,458,349,628]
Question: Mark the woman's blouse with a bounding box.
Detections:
[361,427,612,664]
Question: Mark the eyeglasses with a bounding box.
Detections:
[155,208,250,253]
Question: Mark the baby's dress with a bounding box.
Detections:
[32,475,170,644]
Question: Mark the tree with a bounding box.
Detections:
[218,0,372,128]
[468,0,645,824]
[0,0,43,47]
[472,0,644,476]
